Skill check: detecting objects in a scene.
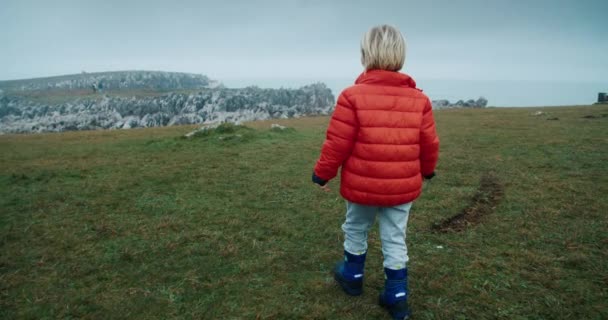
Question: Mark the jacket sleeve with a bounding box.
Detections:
[420,98,439,176]
[313,93,358,181]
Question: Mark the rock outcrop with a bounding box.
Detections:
[0,70,217,92]
[0,83,334,134]
[432,97,488,109]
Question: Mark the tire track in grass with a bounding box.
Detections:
[432,172,504,232]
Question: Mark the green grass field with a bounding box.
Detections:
[1,105,607,319]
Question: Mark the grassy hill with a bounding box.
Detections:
[1,105,607,319]
[0,70,215,104]
[0,71,212,92]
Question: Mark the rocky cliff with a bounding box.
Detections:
[432,97,488,109]
[0,70,217,92]
[0,82,335,134]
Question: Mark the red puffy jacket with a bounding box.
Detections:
[314,70,439,206]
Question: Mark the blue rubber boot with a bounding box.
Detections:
[379,268,410,319]
[333,250,366,296]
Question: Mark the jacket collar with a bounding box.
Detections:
[355,69,418,89]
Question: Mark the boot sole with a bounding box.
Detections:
[379,295,410,320]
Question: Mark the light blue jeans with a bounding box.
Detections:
[342,201,412,270]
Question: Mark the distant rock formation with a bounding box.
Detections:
[432,97,488,109]
[0,83,335,134]
[0,70,218,92]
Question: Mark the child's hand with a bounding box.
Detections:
[312,172,330,192]
[318,184,331,192]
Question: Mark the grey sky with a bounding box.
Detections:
[1,0,606,82]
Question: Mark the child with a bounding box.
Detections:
[312,25,439,320]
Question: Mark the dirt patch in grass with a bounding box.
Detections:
[432,172,504,232]
[582,114,608,119]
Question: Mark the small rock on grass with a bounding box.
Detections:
[270,123,287,130]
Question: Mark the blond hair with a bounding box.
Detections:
[360,25,406,71]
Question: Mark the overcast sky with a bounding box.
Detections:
[1,0,606,82]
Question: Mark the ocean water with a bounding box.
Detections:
[222,77,608,107]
